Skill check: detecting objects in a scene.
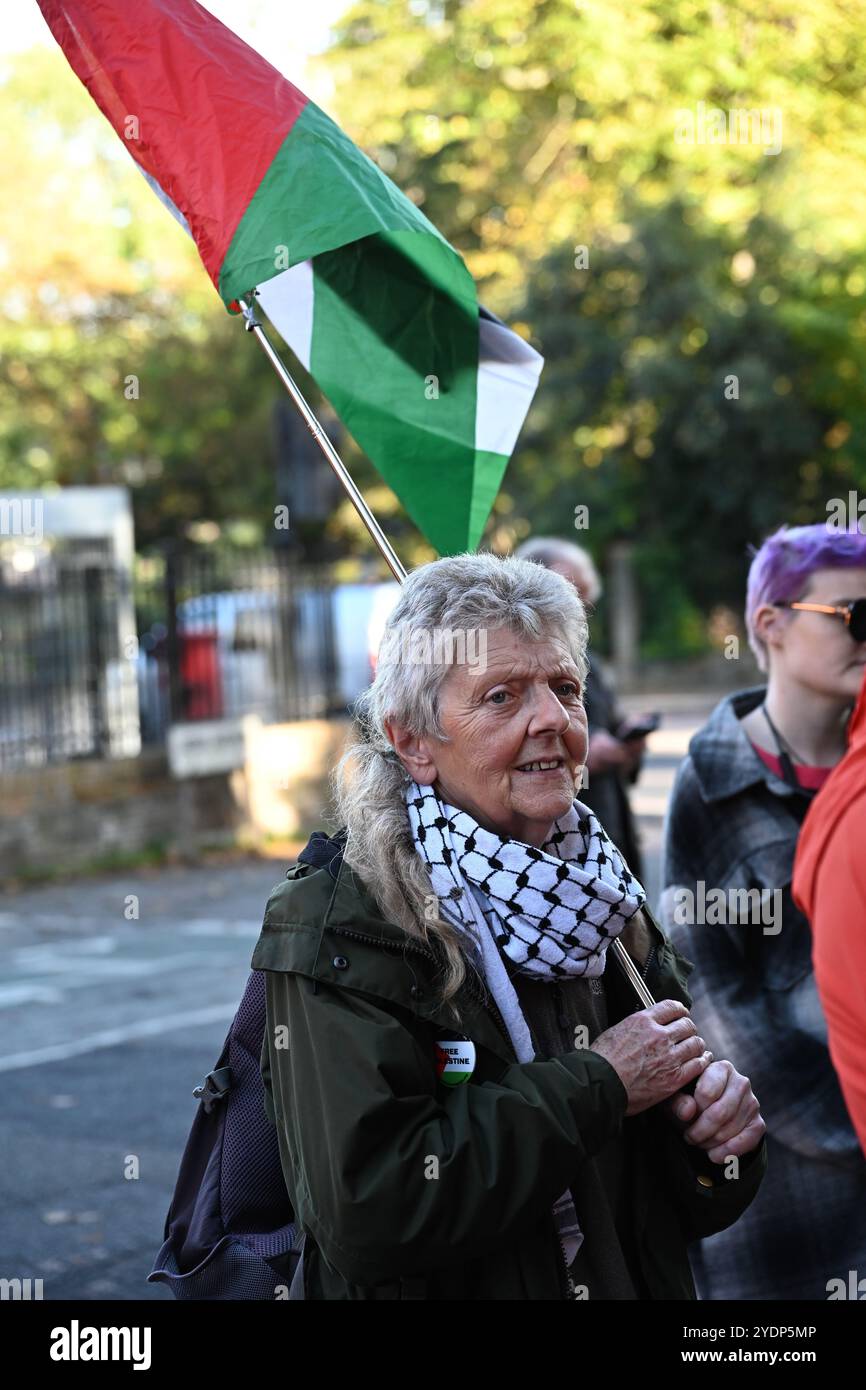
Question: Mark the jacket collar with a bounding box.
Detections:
[687,684,802,804]
[296,829,515,1055]
[297,827,348,881]
[299,826,442,962]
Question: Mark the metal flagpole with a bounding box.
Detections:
[239,294,406,583]
[238,290,655,1010]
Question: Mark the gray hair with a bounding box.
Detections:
[513,536,602,605]
[329,550,589,1018]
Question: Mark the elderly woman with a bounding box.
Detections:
[252,552,767,1300]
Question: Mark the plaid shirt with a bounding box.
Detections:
[660,684,866,1299]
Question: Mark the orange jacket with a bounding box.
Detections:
[793,670,866,1158]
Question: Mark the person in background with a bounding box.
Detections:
[661,522,866,1300]
[794,666,866,1160]
[513,537,652,880]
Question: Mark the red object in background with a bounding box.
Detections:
[180,630,223,719]
[793,670,866,1160]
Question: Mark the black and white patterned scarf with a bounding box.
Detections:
[404,779,646,979]
[404,777,647,1273]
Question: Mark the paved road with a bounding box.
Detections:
[0,859,287,1301]
[0,693,718,1300]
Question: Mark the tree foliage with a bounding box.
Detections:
[4,5,866,652]
[320,0,866,649]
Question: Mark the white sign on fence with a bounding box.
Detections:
[167,715,261,778]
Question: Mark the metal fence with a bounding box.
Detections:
[0,544,359,771]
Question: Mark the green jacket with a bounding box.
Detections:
[251,838,768,1300]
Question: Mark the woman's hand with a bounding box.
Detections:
[589,1000,713,1116]
[663,1060,766,1162]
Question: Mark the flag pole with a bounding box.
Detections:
[238,293,407,583]
[238,290,654,1010]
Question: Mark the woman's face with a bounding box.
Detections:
[388,626,589,847]
[763,565,866,700]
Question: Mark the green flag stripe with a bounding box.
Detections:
[221,97,538,555]
[218,99,455,307]
[310,231,491,555]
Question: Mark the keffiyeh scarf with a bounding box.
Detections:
[404,778,647,1273]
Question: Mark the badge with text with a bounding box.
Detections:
[434,1035,476,1086]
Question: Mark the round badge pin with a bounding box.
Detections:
[434,1034,476,1086]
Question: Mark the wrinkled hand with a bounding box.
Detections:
[663,1060,766,1164]
[589,1000,714,1116]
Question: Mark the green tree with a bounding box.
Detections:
[320,0,866,652]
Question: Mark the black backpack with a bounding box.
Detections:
[147,967,305,1299]
[147,834,344,1300]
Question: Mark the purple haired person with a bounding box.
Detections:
[661,521,866,1300]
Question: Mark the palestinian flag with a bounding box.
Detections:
[38,0,544,556]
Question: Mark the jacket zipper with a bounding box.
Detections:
[640,942,657,983]
[556,1227,576,1299]
[473,981,514,1054]
[467,976,574,1300]
[332,924,439,964]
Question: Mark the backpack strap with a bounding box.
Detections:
[192,1066,233,1114]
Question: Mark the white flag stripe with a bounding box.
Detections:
[256,261,543,460]
[475,314,543,457]
[255,260,315,370]
[139,167,192,237]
